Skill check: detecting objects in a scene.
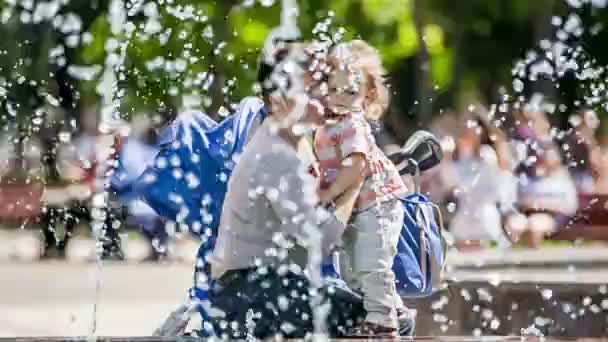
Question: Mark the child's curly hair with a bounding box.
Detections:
[330,40,390,121]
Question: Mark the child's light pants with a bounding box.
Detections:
[339,199,405,330]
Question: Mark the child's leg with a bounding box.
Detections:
[349,200,404,330]
[338,226,357,290]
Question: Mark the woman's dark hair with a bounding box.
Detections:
[256,46,293,100]
[452,113,503,161]
[476,117,494,146]
[155,102,178,127]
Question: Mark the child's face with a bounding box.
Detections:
[327,65,365,115]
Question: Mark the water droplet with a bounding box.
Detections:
[202,25,213,41]
[218,106,230,117]
[260,0,276,7]
[534,316,551,327]
[583,296,592,306]
[521,325,544,337]
[513,78,524,92]
[218,172,228,183]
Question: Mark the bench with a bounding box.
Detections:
[0,182,125,259]
[549,193,608,241]
[0,184,44,224]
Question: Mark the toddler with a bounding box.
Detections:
[314,40,409,335]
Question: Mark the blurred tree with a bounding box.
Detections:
[0,0,607,146]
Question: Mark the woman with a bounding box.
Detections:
[507,108,578,248]
[206,43,365,339]
[446,109,517,250]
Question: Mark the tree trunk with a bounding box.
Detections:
[412,0,433,126]
[530,0,557,104]
[441,2,468,111]
[207,1,236,118]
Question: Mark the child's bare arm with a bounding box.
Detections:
[319,153,367,203]
[331,177,364,225]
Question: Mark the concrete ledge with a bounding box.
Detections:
[7,337,602,342]
[408,280,608,338]
[447,246,608,269]
[446,268,608,284]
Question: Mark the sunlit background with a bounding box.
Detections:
[2,0,608,339]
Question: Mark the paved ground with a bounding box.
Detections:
[3,244,608,338]
[5,337,601,342]
[0,262,193,337]
[4,261,608,338]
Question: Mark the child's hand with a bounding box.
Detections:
[318,189,332,204]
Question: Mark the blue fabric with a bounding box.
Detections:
[110,138,159,202]
[321,254,340,279]
[135,97,345,326]
[134,98,269,325]
[136,98,266,235]
[109,137,161,234]
[393,193,445,297]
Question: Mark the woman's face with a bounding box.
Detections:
[300,65,328,128]
[457,126,481,159]
[268,46,328,130]
[583,110,600,131]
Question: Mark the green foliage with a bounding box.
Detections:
[361,0,411,26]
[0,0,605,129]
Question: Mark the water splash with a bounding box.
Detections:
[521,324,545,341]
[89,0,136,338]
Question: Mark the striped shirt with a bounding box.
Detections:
[314,114,407,211]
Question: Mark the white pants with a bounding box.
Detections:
[339,200,405,329]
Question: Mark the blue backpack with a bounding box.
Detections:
[393,193,447,297]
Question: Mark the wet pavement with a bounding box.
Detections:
[2,246,608,339]
[6,337,608,341]
[0,262,192,337]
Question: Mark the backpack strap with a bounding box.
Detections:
[429,201,448,288]
[413,196,448,291]
[416,204,428,289]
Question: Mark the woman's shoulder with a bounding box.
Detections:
[236,97,265,116]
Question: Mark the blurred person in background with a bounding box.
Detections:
[559,108,600,194]
[109,114,166,260]
[0,125,46,261]
[506,107,578,248]
[444,109,517,250]
[421,111,461,201]
[50,108,123,259]
[592,127,608,194]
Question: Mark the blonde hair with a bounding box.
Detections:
[330,40,389,120]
